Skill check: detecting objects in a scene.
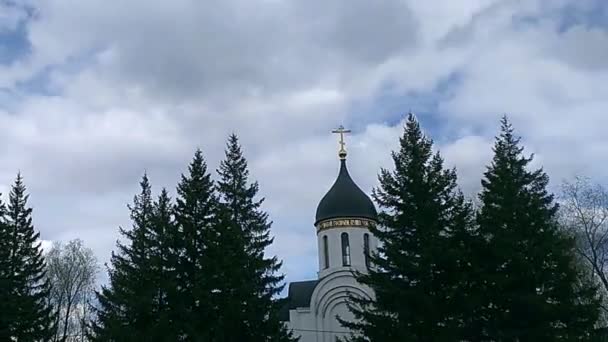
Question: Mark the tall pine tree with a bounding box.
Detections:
[92,174,177,341]
[0,174,54,341]
[148,188,180,340]
[342,114,478,341]
[213,134,294,341]
[475,117,600,340]
[0,188,11,340]
[172,148,219,340]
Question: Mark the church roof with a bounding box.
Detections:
[315,159,377,225]
[278,280,319,321]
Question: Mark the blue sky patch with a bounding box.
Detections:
[346,72,464,143]
[0,19,31,65]
[557,1,608,32]
[0,0,34,65]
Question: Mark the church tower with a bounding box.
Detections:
[315,126,378,278]
[280,126,378,342]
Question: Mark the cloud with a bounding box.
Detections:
[554,25,608,70]
[1,0,608,286]
[0,2,28,32]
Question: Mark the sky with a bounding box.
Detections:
[2,0,608,286]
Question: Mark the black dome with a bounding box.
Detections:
[315,159,377,225]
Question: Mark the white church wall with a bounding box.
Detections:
[326,300,353,341]
[312,269,374,342]
[286,308,316,341]
[316,225,378,279]
[287,267,375,342]
[288,220,378,341]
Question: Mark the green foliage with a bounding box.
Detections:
[91,174,180,341]
[212,134,295,341]
[0,174,54,341]
[172,148,220,339]
[342,114,478,341]
[93,141,292,341]
[0,186,10,340]
[475,117,601,340]
[149,188,179,339]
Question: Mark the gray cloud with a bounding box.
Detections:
[0,2,28,32]
[553,26,608,70]
[18,0,420,103]
[2,0,608,285]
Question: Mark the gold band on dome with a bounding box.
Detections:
[316,218,376,232]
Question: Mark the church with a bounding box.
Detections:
[279,127,378,342]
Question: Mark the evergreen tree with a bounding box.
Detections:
[0,174,54,341]
[0,189,10,340]
[342,114,478,341]
[213,134,294,341]
[475,117,600,340]
[92,174,175,341]
[171,149,219,340]
[148,188,180,340]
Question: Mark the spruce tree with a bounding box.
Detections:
[213,134,294,341]
[0,189,10,340]
[91,174,168,341]
[0,174,54,341]
[342,114,478,341]
[172,149,219,339]
[475,117,600,340]
[148,188,179,340]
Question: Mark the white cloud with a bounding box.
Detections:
[1,0,608,284]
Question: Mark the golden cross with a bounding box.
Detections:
[331,125,351,159]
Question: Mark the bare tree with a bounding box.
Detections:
[560,176,608,293]
[46,239,99,342]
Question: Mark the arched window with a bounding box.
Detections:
[323,235,329,269]
[364,233,370,268]
[341,232,350,266]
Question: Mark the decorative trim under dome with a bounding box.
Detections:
[315,159,377,226]
[316,217,375,232]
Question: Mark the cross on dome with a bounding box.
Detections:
[331,125,351,160]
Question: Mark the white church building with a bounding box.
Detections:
[279,128,378,342]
